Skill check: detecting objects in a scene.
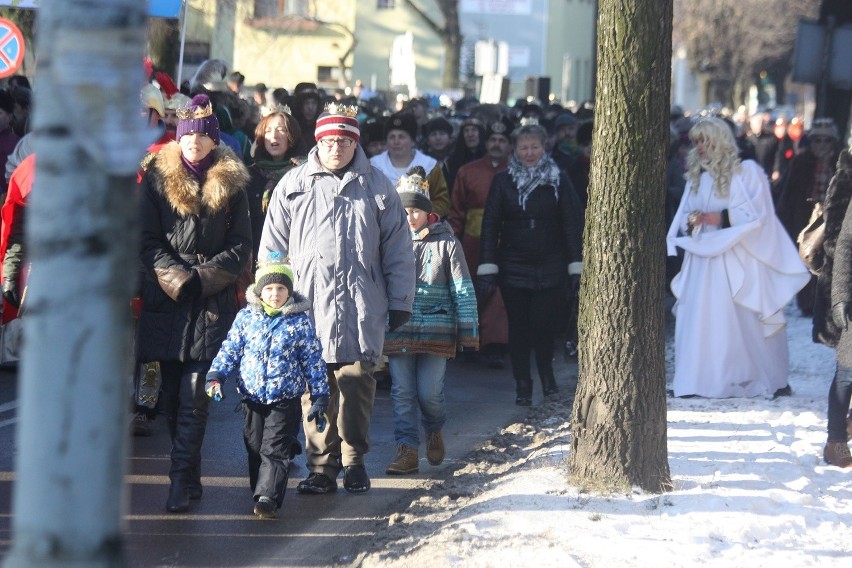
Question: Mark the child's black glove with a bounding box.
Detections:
[475,274,498,300]
[306,395,329,433]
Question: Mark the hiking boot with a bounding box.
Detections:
[426,432,445,466]
[131,412,152,437]
[343,465,371,493]
[296,472,337,495]
[823,441,852,468]
[386,445,419,475]
[253,496,277,519]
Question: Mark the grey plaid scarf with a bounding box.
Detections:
[507,154,561,210]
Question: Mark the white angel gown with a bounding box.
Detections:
[666,160,810,398]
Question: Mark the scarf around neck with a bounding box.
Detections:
[507,154,561,210]
[181,152,214,181]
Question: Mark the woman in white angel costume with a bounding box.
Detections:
[666,117,810,398]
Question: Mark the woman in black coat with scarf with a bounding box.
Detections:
[245,106,304,266]
[138,94,252,512]
[478,122,583,406]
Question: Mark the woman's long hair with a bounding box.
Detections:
[686,116,741,198]
[253,111,302,162]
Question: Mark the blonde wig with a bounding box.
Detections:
[686,116,741,198]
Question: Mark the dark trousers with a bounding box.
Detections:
[501,285,561,396]
[827,364,852,442]
[158,361,211,489]
[242,398,301,507]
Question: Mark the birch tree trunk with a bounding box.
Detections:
[568,0,673,493]
[5,1,147,565]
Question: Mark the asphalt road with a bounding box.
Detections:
[0,354,577,567]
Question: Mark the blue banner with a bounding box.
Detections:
[148,0,183,18]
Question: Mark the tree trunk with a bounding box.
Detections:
[5,1,145,565]
[568,0,673,493]
[442,2,461,89]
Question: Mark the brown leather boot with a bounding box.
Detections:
[426,431,445,466]
[386,445,419,475]
[823,441,852,468]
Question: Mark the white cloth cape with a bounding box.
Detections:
[666,160,810,398]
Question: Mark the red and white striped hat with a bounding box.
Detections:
[314,103,361,143]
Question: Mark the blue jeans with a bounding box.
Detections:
[388,353,447,448]
[827,364,852,442]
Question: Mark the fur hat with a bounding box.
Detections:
[485,116,516,140]
[385,112,418,140]
[396,166,432,213]
[254,252,294,297]
[424,116,453,137]
[810,118,838,140]
[314,102,360,143]
[176,94,220,145]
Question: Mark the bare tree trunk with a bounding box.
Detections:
[568,0,673,493]
[5,1,146,565]
[148,17,180,77]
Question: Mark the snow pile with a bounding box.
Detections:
[356,308,852,567]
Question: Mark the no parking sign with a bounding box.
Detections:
[0,18,24,79]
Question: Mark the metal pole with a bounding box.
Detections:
[4,0,144,565]
[817,15,835,118]
[177,0,189,87]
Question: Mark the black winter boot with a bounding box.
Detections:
[515,379,533,406]
[167,372,209,512]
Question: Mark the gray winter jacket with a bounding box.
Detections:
[259,145,415,364]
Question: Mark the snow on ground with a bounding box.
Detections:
[355,307,852,567]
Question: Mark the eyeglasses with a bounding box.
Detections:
[319,137,354,148]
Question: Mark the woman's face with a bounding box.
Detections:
[692,134,708,161]
[514,135,545,167]
[179,132,216,163]
[387,130,415,161]
[263,115,290,159]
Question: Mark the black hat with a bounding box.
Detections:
[424,116,453,137]
[385,112,418,140]
[485,116,515,140]
[361,118,387,145]
[396,166,432,213]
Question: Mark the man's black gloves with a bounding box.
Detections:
[475,274,498,300]
[388,310,411,332]
[306,395,329,433]
[832,302,851,331]
[3,281,20,308]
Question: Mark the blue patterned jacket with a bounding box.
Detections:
[209,289,329,404]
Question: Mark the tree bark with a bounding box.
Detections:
[568,0,673,493]
[402,0,462,89]
[5,1,145,565]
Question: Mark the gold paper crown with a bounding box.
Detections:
[397,173,430,195]
[261,103,293,118]
[324,102,358,118]
[176,101,214,120]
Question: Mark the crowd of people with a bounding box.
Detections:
[2,55,852,520]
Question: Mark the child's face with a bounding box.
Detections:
[406,207,429,233]
[261,283,289,308]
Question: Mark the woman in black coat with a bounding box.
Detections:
[138,94,252,512]
[245,107,304,266]
[477,122,583,406]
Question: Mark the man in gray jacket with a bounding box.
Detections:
[259,103,415,493]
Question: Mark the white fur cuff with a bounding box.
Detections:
[477,263,499,276]
[568,262,582,276]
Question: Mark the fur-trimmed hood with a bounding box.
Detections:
[245,286,312,315]
[149,142,250,217]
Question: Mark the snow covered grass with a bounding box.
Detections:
[356,307,852,567]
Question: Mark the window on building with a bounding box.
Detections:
[377,0,395,9]
[183,42,211,65]
[254,0,309,18]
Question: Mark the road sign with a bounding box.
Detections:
[0,18,24,79]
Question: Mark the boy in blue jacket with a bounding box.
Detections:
[206,254,329,519]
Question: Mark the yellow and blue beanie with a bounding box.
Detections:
[254,253,294,296]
